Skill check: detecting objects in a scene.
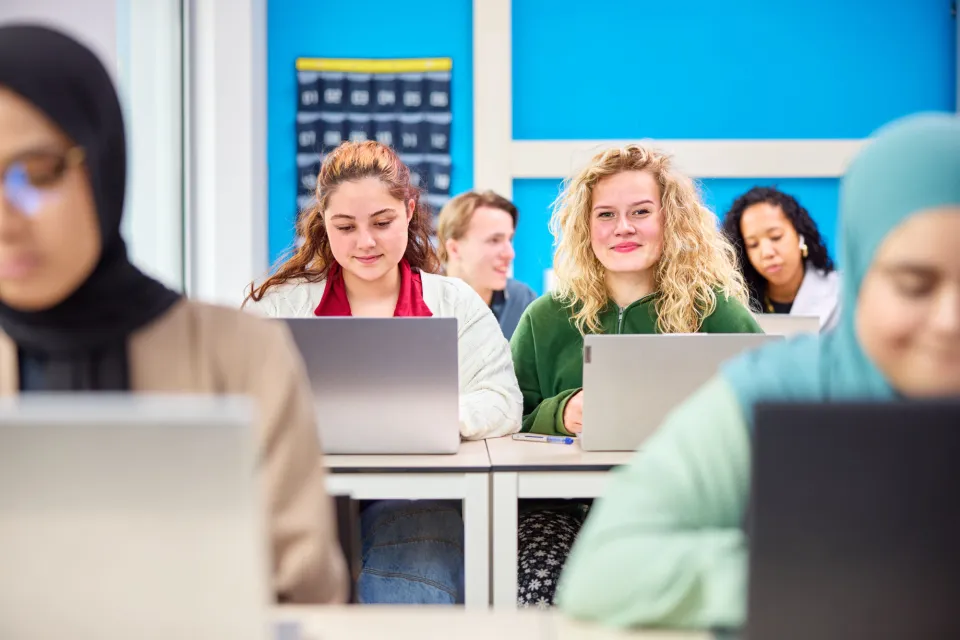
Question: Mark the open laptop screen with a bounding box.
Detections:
[747,400,960,640]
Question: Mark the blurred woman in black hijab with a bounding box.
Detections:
[0,24,347,603]
[0,25,180,390]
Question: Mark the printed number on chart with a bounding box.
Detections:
[351,90,369,106]
[324,88,342,104]
[378,91,396,107]
[324,131,342,147]
[299,130,316,148]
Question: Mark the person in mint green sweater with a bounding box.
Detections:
[509,143,761,608]
[556,113,960,629]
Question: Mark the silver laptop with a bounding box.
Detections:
[283,317,460,454]
[0,394,270,640]
[754,313,820,336]
[580,334,783,452]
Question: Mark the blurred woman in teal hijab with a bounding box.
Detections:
[556,113,960,629]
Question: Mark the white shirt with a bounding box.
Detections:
[244,272,523,440]
[793,268,841,332]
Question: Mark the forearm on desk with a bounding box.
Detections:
[557,376,751,629]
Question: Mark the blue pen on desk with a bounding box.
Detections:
[512,433,575,445]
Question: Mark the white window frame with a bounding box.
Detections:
[117,0,185,292]
[182,0,268,307]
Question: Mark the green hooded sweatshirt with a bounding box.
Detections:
[509,292,762,436]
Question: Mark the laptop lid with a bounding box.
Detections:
[753,313,820,336]
[747,401,960,640]
[283,317,460,454]
[0,394,270,640]
[580,334,782,452]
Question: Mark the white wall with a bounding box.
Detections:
[0,0,118,76]
[116,0,184,291]
[0,0,185,292]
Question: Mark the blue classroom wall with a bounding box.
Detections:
[513,0,955,140]
[266,0,474,266]
[512,178,840,295]
[266,0,955,285]
[510,0,955,293]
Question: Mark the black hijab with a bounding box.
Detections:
[0,25,181,390]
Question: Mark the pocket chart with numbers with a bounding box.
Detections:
[294,57,453,240]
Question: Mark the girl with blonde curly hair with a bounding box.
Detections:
[510,143,762,607]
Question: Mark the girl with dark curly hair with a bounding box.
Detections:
[722,186,840,331]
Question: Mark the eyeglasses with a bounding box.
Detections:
[1,147,85,217]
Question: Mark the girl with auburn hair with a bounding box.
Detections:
[245,140,522,604]
[510,143,762,607]
[246,141,439,306]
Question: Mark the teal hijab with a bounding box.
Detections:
[723,113,960,415]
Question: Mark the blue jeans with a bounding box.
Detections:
[358,499,464,604]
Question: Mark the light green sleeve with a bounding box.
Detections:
[556,375,752,630]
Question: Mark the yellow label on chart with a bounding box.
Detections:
[295,57,452,74]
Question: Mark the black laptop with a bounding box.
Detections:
[745,400,960,640]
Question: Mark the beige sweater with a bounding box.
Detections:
[0,299,348,604]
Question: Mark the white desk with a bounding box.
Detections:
[485,436,635,608]
[273,605,711,639]
[322,440,491,608]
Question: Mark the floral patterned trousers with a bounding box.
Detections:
[516,503,589,608]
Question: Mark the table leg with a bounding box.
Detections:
[462,473,490,608]
[491,472,519,609]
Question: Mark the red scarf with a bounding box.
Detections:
[314,259,433,317]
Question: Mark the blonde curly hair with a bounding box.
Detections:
[550,143,749,335]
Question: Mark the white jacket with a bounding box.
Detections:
[793,268,841,332]
[244,272,523,440]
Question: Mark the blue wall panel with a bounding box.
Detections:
[509,0,953,291]
[267,0,955,285]
[513,0,955,140]
[266,0,473,265]
[512,179,564,293]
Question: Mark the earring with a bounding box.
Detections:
[799,235,809,259]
